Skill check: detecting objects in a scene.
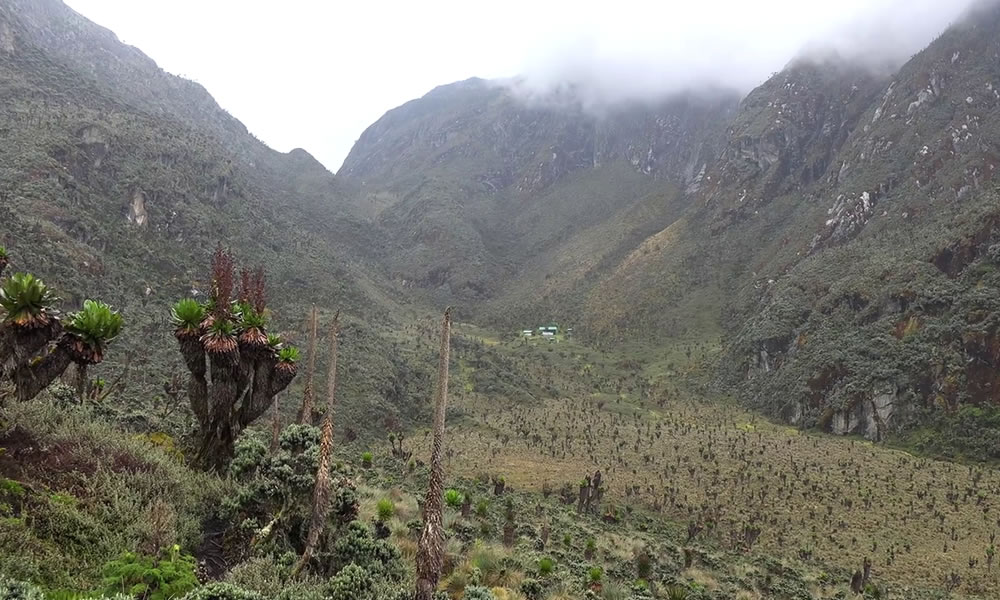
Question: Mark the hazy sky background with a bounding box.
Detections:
[65,0,979,172]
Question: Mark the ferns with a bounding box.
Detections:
[100,548,198,600]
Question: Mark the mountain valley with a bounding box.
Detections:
[2,1,1000,599]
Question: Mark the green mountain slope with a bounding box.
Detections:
[341,4,1000,456]
[586,6,1000,453]
[0,0,433,435]
[339,79,739,314]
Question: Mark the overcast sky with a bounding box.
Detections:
[65,0,979,172]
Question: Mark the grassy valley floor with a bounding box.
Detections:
[2,319,998,599]
[398,327,1000,598]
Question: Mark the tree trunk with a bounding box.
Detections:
[13,342,74,402]
[1,320,63,381]
[75,363,88,404]
[185,343,295,472]
[193,349,242,471]
[293,316,339,576]
[415,308,451,600]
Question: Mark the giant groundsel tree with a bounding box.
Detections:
[0,249,123,403]
[171,245,299,471]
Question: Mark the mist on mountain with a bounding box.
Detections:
[508,0,982,110]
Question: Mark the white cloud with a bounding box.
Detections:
[64,0,981,171]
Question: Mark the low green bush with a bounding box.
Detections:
[99,547,197,600]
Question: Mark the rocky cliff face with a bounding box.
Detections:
[712,4,1000,446]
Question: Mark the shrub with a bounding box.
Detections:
[444,489,464,509]
[376,498,395,522]
[537,557,554,576]
[326,564,375,600]
[600,582,631,600]
[180,583,264,600]
[475,499,489,518]
[100,547,198,600]
[635,551,652,579]
[330,521,405,582]
[461,586,496,600]
[562,534,571,547]
[0,578,45,600]
[519,578,542,600]
[224,426,359,547]
[663,585,690,600]
[467,544,502,584]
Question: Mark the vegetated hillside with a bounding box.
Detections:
[341,3,1000,456]
[708,4,1000,456]
[5,1,1000,600]
[338,78,739,314]
[0,0,446,436]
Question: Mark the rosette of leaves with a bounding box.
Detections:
[202,318,238,354]
[277,346,301,372]
[0,273,59,328]
[171,298,206,338]
[64,300,123,364]
[444,489,464,510]
[237,304,269,348]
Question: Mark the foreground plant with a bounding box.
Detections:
[0,272,59,329]
[172,245,298,471]
[415,307,452,600]
[100,547,198,600]
[0,258,123,402]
